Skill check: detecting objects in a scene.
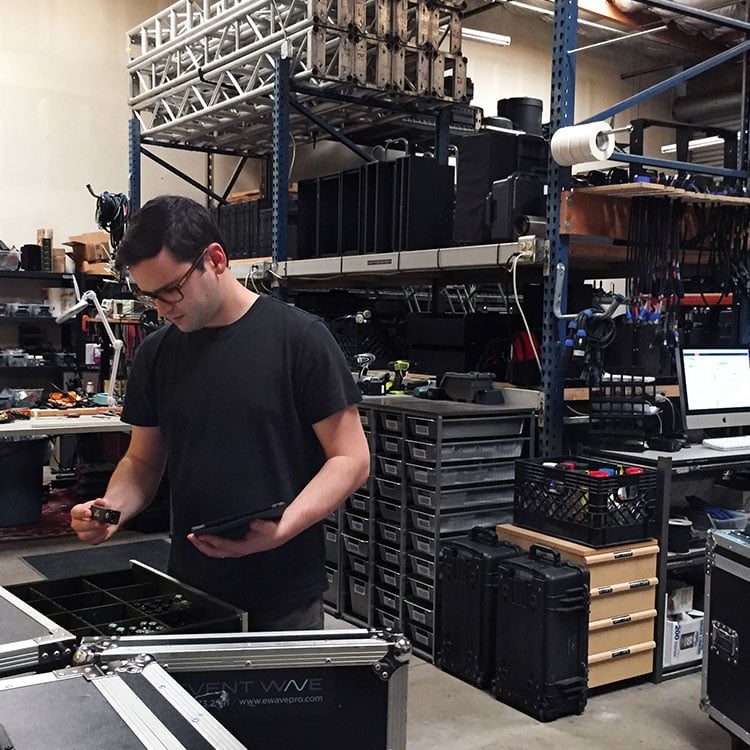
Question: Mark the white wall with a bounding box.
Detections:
[0,1,675,253]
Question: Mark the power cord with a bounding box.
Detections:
[86,184,129,251]
[509,250,541,374]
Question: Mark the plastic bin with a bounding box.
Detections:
[376,499,401,523]
[406,461,515,488]
[408,507,513,536]
[0,438,47,526]
[410,484,513,511]
[513,456,658,547]
[406,416,524,440]
[406,438,525,464]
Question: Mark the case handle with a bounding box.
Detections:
[529,543,562,566]
[470,526,500,545]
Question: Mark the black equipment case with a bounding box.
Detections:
[437,527,522,687]
[0,659,246,749]
[75,628,410,750]
[701,530,750,745]
[0,561,247,677]
[493,543,590,721]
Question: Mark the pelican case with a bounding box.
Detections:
[701,530,750,745]
[493,543,590,721]
[0,659,246,749]
[74,628,410,750]
[437,527,523,687]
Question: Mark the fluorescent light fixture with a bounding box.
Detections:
[508,0,627,34]
[56,290,124,408]
[461,28,511,46]
[660,135,725,154]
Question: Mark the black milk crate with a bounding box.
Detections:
[513,457,658,548]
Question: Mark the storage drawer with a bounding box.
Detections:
[588,640,655,688]
[408,507,513,536]
[376,542,402,568]
[404,598,434,629]
[408,532,437,558]
[410,484,513,511]
[379,412,404,434]
[346,553,370,579]
[407,415,524,440]
[324,565,340,606]
[589,578,658,621]
[376,520,401,546]
[407,576,435,604]
[374,607,401,631]
[375,586,400,613]
[376,498,401,524]
[376,478,402,502]
[376,565,400,590]
[378,434,403,456]
[407,553,435,580]
[347,575,369,620]
[358,408,372,430]
[588,609,656,656]
[407,621,434,653]
[407,462,515,488]
[378,456,405,480]
[347,493,369,514]
[406,437,524,464]
[325,524,339,564]
[344,511,369,537]
[343,534,371,558]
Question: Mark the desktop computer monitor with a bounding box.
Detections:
[676,347,750,432]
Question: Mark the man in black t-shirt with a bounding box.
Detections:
[70,195,370,630]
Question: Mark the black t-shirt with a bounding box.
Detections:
[121,295,361,611]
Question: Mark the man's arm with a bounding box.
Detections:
[189,403,370,558]
[70,425,167,545]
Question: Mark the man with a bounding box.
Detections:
[70,195,370,631]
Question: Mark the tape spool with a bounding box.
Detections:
[514,215,546,237]
[550,121,615,166]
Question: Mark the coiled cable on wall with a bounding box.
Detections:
[86,184,129,251]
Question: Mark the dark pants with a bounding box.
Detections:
[247,594,324,632]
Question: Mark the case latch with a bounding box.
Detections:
[710,620,739,666]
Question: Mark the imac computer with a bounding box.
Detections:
[675,347,750,432]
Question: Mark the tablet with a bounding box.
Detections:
[190,501,288,539]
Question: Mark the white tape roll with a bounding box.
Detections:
[550,121,615,166]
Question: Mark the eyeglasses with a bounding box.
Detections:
[131,248,208,308]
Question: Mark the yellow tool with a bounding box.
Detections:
[386,359,410,394]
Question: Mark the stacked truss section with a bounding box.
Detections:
[128,0,472,154]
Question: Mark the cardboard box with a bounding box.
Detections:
[666,580,693,615]
[64,231,110,267]
[663,611,704,667]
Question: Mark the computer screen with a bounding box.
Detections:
[676,347,750,431]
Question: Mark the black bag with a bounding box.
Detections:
[437,527,523,688]
[493,543,589,721]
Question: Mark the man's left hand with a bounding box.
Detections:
[188,518,288,558]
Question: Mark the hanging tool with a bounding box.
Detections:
[354,352,376,379]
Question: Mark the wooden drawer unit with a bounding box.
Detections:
[588,641,656,689]
[496,524,658,588]
[588,609,657,655]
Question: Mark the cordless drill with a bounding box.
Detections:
[387,360,410,394]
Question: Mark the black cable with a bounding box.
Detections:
[86,184,129,251]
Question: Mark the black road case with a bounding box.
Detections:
[2,561,247,654]
[493,543,590,721]
[0,659,246,748]
[701,530,750,745]
[437,527,522,687]
[0,585,76,676]
[75,628,410,750]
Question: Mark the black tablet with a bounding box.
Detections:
[190,501,288,539]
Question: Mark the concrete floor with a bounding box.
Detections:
[0,532,733,749]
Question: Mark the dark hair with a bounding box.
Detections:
[115,195,226,270]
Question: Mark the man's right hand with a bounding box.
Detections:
[70,499,121,545]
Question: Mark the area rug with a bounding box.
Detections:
[0,488,78,544]
[22,538,171,579]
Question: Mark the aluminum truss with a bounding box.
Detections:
[128,0,472,155]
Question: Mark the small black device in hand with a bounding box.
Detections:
[190,501,288,539]
[90,506,122,525]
